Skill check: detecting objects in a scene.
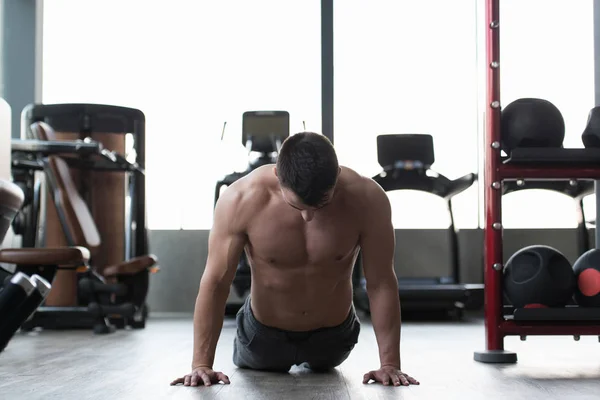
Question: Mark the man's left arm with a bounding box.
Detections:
[359,179,419,386]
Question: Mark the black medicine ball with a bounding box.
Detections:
[501,98,565,153]
[572,249,600,307]
[582,106,600,148]
[503,245,575,308]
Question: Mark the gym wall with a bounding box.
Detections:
[145,228,595,313]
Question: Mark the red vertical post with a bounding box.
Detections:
[484,0,504,351]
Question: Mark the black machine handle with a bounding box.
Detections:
[11,139,103,156]
[100,149,145,175]
[11,139,143,174]
[373,167,477,200]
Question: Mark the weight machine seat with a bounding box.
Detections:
[0,247,90,266]
[33,121,158,278]
[103,254,159,277]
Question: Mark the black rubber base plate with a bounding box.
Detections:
[474,350,518,364]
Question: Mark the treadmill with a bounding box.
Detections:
[214,111,290,315]
[352,134,484,317]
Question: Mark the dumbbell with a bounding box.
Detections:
[0,273,51,352]
[0,272,35,322]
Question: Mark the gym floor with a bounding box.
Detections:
[1,312,599,400]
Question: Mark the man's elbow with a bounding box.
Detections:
[200,269,234,296]
[365,275,399,295]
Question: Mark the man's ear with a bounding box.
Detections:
[338,166,342,176]
[273,166,278,178]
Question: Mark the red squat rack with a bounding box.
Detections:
[474,0,600,363]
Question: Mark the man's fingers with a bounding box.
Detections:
[407,375,420,385]
[200,372,212,386]
[216,372,231,384]
[190,373,199,387]
[399,374,409,386]
[363,372,375,384]
[170,377,184,386]
[380,372,391,386]
[183,375,191,386]
[390,373,401,386]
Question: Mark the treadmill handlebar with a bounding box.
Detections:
[244,134,284,155]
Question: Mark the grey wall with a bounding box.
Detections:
[145,228,595,313]
[0,0,40,138]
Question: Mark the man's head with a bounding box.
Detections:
[275,132,340,220]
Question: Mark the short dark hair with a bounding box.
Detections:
[276,132,339,207]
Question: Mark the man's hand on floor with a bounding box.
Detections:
[363,366,419,386]
[170,367,230,387]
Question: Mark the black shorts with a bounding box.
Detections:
[233,296,361,372]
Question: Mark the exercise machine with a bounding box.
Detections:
[352,134,485,317]
[10,104,159,333]
[214,111,290,315]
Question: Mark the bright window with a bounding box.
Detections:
[334,0,480,229]
[42,0,321,229]
[499,0,595,229]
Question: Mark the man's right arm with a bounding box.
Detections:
[192,187,247,370]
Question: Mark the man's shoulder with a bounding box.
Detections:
[339,166,386,202]
[219,166,274,210]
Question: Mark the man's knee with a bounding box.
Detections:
[233,336,293,372]
[305,348,352,372]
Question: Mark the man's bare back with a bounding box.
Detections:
[239,165,363,331]
[172,132,418,388]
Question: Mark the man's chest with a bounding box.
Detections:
[246,214,360,266]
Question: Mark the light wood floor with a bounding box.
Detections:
[1,312,600,399]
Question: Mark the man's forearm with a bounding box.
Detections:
[367,283,402,369]
[191,278,230,369]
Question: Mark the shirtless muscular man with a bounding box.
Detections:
[171,132,419,387]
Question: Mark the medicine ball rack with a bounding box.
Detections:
[474,0,600,363]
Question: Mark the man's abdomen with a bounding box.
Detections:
[249,267,355,332]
